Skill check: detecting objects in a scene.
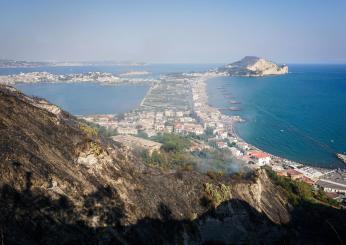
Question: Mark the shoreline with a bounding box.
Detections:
[8,67,346,194]
[204,75,343,168]
[191,73,344,185]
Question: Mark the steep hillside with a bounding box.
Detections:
[219,56,288,76]
[0,85,345,245]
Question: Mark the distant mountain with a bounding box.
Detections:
[219,56,288,76]
[0,59,147,68]
[0,59,51,68]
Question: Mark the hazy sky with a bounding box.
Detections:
[1,0,346,63]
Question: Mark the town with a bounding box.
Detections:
[79,70,346,205]
[0,71,155,85]
[4,60,343,204]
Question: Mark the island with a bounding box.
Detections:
[218,56,288,76]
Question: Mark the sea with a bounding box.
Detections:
[2,64,217,115]
[207,64,346,168]
[1,63,345,168]
[15,83,149,115]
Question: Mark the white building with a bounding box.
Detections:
[316,180,346,194]
[230,147,243,157]
[144,129,157,137]
[216,141,227,149]
[249,151,271,166]
[117,127,138,135]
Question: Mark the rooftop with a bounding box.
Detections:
[249,151,270,159]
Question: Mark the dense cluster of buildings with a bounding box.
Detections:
[80,71,346,205]
[0,71,155,85]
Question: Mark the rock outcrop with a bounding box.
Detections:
[219,56,288,76]
[1,85,345,245]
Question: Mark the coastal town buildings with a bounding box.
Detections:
[0,71,156,85]
[248,151,271,166]
[117,127,138,135]
[287,169,304,180]
[77,70,346,205]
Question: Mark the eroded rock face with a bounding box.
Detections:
[246,57,288,75]
[32,99,62,116]
[220,56,288,76]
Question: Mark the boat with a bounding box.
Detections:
[229,107,240,111]
[229,100,240,104]
[336,153,346,164]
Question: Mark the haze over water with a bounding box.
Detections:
[208,64,346,168]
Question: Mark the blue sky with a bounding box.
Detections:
[0,0,345,63]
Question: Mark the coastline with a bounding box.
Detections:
[192,73,343,185]
[7,65,346,194]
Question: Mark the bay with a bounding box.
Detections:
[207,64,346,168]
[15,83,149,116]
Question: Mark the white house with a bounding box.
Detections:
[249,151,271,166]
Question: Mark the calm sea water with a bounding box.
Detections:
[8,64,217,115]
[207,65,346,168]
[15,83,149,115]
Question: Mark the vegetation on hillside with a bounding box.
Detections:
[204,182,232,208]
[79,122,98,137]
[152,133,191,152]
[139,133,245,177]
[78,119,118,138]
[140,133,196,170]
[265,168,339,207]
[192,149,246,176]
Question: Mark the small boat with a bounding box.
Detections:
[336,153,346,164]
[229,100,240,104]
[229,107,240,111]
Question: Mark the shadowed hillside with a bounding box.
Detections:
[1,85,345,244]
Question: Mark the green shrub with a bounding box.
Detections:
[79,123,98,137]
[204,183,231,208]
[265,168,339,207]
[313,189,339,207]
[90,142,103,156]
[139,148,197,171]
[153,133,191,153]
[78,119,117,138]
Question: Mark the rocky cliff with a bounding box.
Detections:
[1,85,345,245]
[219,56,288,76]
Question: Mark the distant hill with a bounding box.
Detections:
[219,56,288,76]
[0,59,50,68]
[0,59,146,68]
